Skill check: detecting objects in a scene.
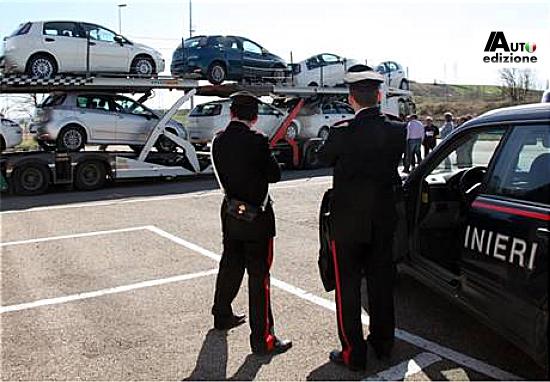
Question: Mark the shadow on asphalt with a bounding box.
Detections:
[183,329,274,381]
[0,168,331,212]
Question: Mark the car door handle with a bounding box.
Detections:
[537,227,549,237]
[88,41,96,46]
[325,116,330,119]
[44,37,55,42]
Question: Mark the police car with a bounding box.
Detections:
[399,103,549,370]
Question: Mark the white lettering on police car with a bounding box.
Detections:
[464,225,538,270]
[493,234,509,261]
[509,238,526,267]
[528,243,538,270]
[485,231,493,256]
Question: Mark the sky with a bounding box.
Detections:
[1,0,549,111]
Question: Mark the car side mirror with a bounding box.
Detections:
[114,35,124,45]
[261,48,269,55]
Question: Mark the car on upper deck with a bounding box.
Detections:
[170,35,288,85]
[1,21,164,77]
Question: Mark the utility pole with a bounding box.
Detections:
[189,0,194,109]
[118,4,127,34]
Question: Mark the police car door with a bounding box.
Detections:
[405,126,506,292]
[462,123,549,358]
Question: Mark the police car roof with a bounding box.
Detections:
[462,103,550,128]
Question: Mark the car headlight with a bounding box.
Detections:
[286,123,298,140]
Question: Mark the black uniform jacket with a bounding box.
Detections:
[317,107,406,243]
[212,121,281,240]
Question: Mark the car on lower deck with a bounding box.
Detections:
[31,92,187,152]
[2,21,164,77]
[295,101,354,140]
[0,118,23,151]
[171,35,288,85]
[400,103,549,371]
[186,98,299,148]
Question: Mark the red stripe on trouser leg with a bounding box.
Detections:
[331,240,352,365]
[264,238,275,351]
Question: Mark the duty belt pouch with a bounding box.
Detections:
[225,197,262,222]
[211,135,269,223]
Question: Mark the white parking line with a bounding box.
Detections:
[364,352,442,381]
[0,177,331,215]
[0,268,218,314]
[150,226,523,381]
[0,224,523,380]
[0,226,153,247]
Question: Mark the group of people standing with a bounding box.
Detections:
[403,111,474,172]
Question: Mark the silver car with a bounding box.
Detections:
[31,92,188,152]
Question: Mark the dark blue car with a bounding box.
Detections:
[171,35,288,84]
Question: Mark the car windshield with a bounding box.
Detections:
[41,94,66,108]
[190,103,222,116]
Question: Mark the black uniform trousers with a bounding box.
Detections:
[331,224,396,366]
[212,236,276,352]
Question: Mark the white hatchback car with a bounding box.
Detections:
[1,21,165,77]
[187,99,300,147]
[376,61,409,90]
[0,117,23,152]
[31,92,187,152]
[290,53,359,87]
[295,101,354,140]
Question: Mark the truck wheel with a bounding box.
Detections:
[57,125,86,152]
[12,162,50,195]
[318,127,330,140]
[302,143,322,169]
[207,62,226,85]
[155,135,176,153]
[75,160,106,191]
[38,140,57,152]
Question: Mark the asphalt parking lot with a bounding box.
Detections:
[1,170,546,380]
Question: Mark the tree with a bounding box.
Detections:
[499,68,533,102]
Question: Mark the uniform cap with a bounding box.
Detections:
[344,64,384,84]
[229,91,261,106]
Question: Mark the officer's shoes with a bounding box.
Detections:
[329,350,366,372]
[214,314,246,330]
[252,338,293,356]
[366,338,393,360]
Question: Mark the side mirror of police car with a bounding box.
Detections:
[114,35,124,46]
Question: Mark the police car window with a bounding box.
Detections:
[486,124,550,205]
[426,127,506,178]
[306,57,320,70]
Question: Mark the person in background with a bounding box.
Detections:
[422,116,439,157]
[440,112,455,169]
[403,114,424,173]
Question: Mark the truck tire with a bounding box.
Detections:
[74,160,107,191]
[302,142,322,169]
[12,162,50,195]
